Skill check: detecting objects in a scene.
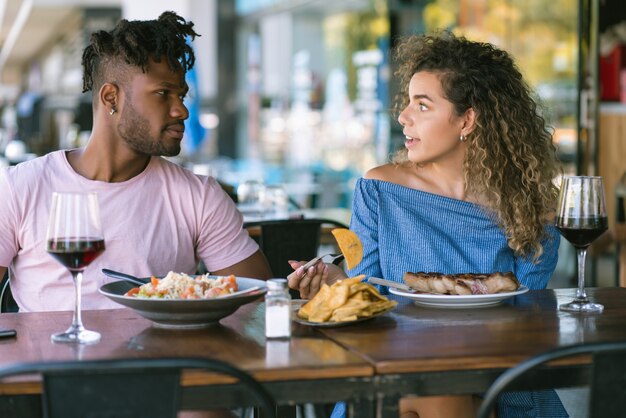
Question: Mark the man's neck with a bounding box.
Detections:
[66,140,151,183]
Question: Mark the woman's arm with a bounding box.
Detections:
[514,225,561,290]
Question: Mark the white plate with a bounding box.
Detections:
[389,286,529,309]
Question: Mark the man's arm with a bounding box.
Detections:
[210,250,273,280]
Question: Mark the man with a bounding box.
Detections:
[0,11,272,313]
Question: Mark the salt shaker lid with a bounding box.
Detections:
[267,278,287,291]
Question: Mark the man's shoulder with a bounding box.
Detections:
[153,157,203,178]
[3,151,64,180]
[150,157,219,189]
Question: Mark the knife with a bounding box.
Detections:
[366,277,415,292]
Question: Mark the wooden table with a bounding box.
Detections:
[0,302,375,417]
[317,287,626,416]
[2,288,626,417]
[242,207,351,227]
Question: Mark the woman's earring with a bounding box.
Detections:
[109,107,116,116]
[460,134,466,142]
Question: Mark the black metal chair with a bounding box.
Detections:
[244,217,348,418]
[244,218,349,279]
[0,271,18,313]
[0,357,277,418]
[477,340,626,418]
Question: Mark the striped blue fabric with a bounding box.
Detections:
[329,178,568,418]
[347,178,560,291]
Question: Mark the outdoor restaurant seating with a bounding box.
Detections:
[0,357,277,418]
[477,340,626,418]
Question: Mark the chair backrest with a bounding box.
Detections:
[0,271,18,313]
[477,341,626,418]
[0,357,277,418]
[245,218,349,279]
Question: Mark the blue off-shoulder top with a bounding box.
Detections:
[347,178,560,291]
[330,178,568,418]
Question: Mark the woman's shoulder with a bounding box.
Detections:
[364,163,412,183]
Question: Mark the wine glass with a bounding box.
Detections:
[46,192,105,343]
[555,176,608,313]
[237,180,267,215]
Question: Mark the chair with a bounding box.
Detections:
[244,218,349,279]
[477,341,626,418]
[244,218,348,418]
[0,271,18,313]
[218,179,239,203]
[0,357,277,418]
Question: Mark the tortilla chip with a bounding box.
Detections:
[308,305,335,323]
[298,284,331,319]
[297,274,396,323]
[339,275,366,288]
[330,299,370,322]
[331,228,363,269]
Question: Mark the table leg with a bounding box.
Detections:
[379,393,400,418]
[347,397,376,418]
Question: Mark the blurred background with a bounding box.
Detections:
[0,0,625,287]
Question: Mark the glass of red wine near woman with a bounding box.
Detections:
[555,176,608,313]
[46,192,105,343]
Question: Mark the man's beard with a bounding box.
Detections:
[117,101,181,157]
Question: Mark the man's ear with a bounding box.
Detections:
[99,83,119,114]
[461,107,476,136]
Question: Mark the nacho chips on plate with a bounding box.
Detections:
[298,275,396,323]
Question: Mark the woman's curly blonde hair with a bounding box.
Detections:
[392,31,561,260]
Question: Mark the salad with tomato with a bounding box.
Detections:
[124,271,238,299]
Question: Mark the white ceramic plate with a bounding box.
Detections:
[290,299,395,328]
[389,286,529,309]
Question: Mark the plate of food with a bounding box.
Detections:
[99,271,267,329]
[388,271,528,308]
[292,275,397,327]
[292,300,395,328]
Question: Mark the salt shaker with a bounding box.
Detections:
[265,279,292,339]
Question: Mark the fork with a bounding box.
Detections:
[299,253,345,276]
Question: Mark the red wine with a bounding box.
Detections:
[47,238,105,271]
[556,217,608,248]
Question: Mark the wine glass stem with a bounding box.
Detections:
[70,270,85,332]
[575,247,589,302]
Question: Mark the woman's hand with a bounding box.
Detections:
[286,260,347,299]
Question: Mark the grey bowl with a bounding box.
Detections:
[99,277,267,329]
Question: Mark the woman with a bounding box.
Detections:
[288,32,567,418]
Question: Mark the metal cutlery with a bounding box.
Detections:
[366,277,416,292]
[101,269,150,286]
[298,253,345,277]
[367,277,442,295]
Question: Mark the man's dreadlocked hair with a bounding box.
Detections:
[81,11,199,94]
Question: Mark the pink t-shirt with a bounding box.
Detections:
[0,150,259,312]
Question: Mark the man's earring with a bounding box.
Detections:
[109,107,116,116]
